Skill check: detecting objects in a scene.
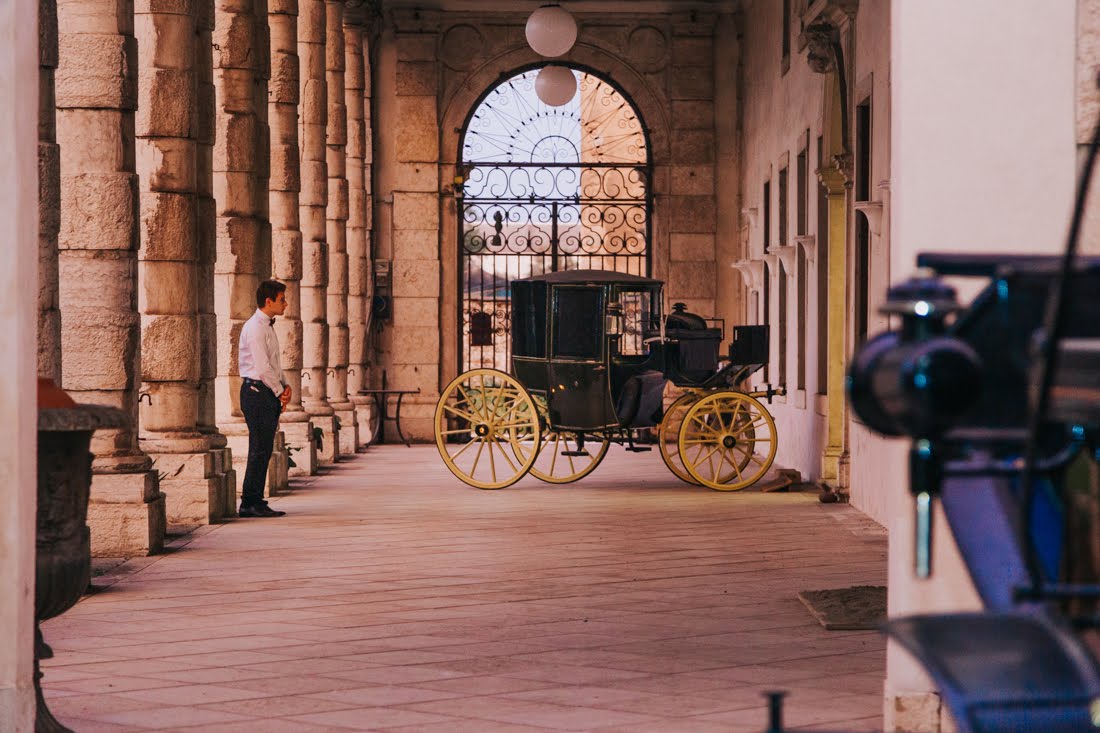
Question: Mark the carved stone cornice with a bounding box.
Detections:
[800,22,838,73]
[795,234,816,265]
[816,162,850,194]
[772,245,798,275]
[852,201,883,237]
[345,0,381,30]
[731,259,766,292]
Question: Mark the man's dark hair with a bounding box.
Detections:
[256,279,287,308]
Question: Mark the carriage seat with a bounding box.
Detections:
[664,303,722,386]
[616,370,667,428]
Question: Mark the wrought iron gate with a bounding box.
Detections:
[458,67,651,372]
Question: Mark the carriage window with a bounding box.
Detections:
[618,290,655,356]
[510,282,546,358]
[553,288,602,359]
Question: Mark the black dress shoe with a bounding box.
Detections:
[239,504,286,517]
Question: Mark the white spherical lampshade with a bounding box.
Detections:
[535,65,577,107]
[525,5,578,58]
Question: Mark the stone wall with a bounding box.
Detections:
[375,7,718,441]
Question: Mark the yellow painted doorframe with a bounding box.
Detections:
[817,65,851,487]
[819,165,849,484]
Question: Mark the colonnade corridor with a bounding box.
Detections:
[40,446,886,732]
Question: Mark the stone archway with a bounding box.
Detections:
[454,64,653,372]
[437,39,678,388]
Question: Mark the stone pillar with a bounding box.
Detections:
[194,0,237,519]
[270,0,318,476]
[56,0,166,556]
[39,0,62,382]
[1,0,40,722]
[214,0,281,501]
[382,14,441,441]
[136,0,228,527]
[326,0,358,456]
[299,0,339,461]
[345,17,373,445]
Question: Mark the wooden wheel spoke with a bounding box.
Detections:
[449,437,478,460]
[722,447,746,482]
[443,402,479,424]
[469,439,486,476]
[441,427,477,437]
[495,438,520,472]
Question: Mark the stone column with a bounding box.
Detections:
[345,17,373,445]
[214,0,280,500]
[382,12,441,441]
[194,0,238,518]
[326,0,358,455]
[136,0,229,527]
[39,0,62,382]
[1,0,41,722]
[56,0,165,556]
[269,0,318,476]
[299,0,340,461]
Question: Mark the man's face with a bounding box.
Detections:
[267,291,288,315]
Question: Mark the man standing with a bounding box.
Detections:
[237,280,292,517]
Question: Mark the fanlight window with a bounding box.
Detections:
[459,67,651,371]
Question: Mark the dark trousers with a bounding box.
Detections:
[240,381,281,508]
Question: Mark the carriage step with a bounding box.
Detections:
[625,446,652,452]
[560,450,591,457]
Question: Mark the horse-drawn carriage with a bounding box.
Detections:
[434,270,781,490]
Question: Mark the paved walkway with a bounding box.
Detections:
[41,445,888,732]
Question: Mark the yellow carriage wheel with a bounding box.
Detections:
[434,369,541,489]
[528,429,610,484]
[677,391,777,491]
[657,392,701,485]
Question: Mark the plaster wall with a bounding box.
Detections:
[737,0,890,510]
[0,0,40,725]
[886,0,1077,727]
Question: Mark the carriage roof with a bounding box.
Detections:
[512,270,662,287]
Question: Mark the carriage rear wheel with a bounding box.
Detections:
[677,391,777,491]
[658,392,701,485]
[529,429,610,484]
[434,369,541,489]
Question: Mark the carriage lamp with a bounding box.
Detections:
[847,271,982,578]
[525,4,578,58]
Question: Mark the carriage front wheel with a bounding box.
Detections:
[677,391,777,491]
[658,392,702,486]
[434,369,542,489]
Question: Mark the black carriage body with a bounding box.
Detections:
[511,270,668,432]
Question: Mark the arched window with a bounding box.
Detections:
[458,66,651,371]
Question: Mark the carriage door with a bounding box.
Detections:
[458,66,651,372]
[547,286,616,430]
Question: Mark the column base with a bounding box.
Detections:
[267,430,290,495]
[224,424,287,502]
[210,445,237,518]
[351,396,374,450]
[147,450,228,527]
[885,691,952,733]
[333,403,359,455]
[308,412,340,464]
[88,470,165,557]
[281,419,318,476]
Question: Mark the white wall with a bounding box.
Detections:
[737,0,892,510]
[885,0,1077,715]
[0,0,41,727]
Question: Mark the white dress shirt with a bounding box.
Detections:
[238,309,286,397]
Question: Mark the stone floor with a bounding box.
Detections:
[41,444,888,732]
